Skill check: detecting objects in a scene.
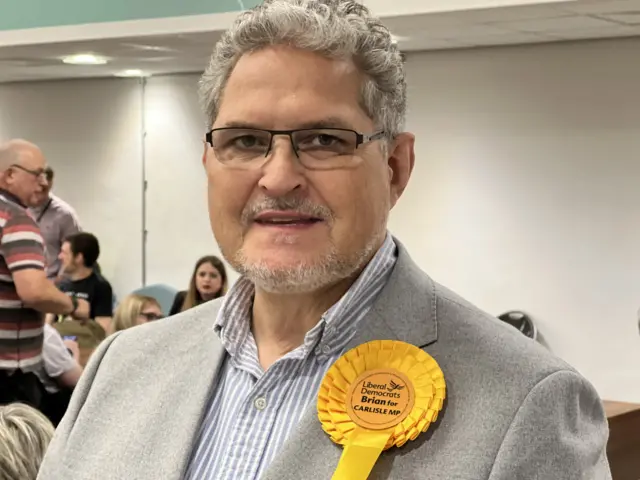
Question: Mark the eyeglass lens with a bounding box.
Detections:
[209,128,361,169]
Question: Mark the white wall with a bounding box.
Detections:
[143,74,235,288]
[393,37,640,401]
[0,78,143,300]
[0,37,638,401]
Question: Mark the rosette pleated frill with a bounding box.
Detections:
[317,340,446,480]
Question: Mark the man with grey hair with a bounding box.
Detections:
[38,1,611,479]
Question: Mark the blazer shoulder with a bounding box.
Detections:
[432,280,573,378]
[113,297,224,351]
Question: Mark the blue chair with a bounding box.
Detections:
[131,284,179,317]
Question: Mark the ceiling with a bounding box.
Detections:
[0,0,639,83]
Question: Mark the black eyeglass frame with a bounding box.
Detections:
[140,312,163,321]
[11,164,49,180]
[204,127,386,158]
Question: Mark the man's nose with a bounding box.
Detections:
[258,136,307,197]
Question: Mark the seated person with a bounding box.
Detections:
[49,233,113,365]
[169,255,228,316]
[112,294,163,334]
[35,325,83,426]
[0,403,54,480]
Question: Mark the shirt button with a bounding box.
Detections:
[314,347,322,356]
[322,345,332,355]
[254,397,267,411]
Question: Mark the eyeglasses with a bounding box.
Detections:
[140,312,163,321]
[11,164,49,181]
[205,127,386,170]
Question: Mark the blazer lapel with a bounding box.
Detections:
[262,241,439,480]
[346,238,438,350]
[149,303,227,479]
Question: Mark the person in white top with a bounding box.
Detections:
[35,325,83,425]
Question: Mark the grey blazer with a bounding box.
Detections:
[38,244,611,480]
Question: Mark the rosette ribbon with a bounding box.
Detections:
[317,340,446,480]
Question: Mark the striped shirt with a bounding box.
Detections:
[0,190,46,372]
[185,234,397,480]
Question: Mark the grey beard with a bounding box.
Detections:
[231,235,381,294]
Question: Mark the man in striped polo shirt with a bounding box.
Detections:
[0,139,89,407]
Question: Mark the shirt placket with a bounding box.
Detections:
[224,354,307,480]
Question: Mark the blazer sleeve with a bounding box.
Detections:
[37,331,123,479]
[488,370,612,480]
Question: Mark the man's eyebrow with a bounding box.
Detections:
[216,117,355,131]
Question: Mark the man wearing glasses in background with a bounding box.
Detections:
[0,139,89,407]
[30,166,81,282]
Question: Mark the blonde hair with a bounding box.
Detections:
[0,403,55,480]
[112,294,161,333]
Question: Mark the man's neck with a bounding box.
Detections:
[251,276,354,371]
[70,266,93,282]
[249,235,388,370]
[33,195,52,210]
[0,187,26,208]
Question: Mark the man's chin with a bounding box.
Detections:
[244,267,336,294]
[232,254,359,294]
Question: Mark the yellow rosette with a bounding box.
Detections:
[317,340,446,480]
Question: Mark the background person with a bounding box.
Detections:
[0,140,89,407]
[34,325,83,426]
[0,403,55,480]
[169,255,227,315]
[54,232,113,331]
[51,232,112,366]
[111,294,163,334]
[29,166,81,281]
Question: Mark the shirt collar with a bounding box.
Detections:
[214,233,398,359]
[30,194,53,214]
[0,188,27,208]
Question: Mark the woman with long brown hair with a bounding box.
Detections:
[169,256,228,316]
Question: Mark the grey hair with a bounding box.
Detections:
[0,403,55,480]
[199,0,406,137]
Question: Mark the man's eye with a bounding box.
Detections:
[231,136,267,149]
[299,134,343,148]
[314,134,340,146]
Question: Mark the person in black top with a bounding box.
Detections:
[55,233,113,333]
[169,256,227,316]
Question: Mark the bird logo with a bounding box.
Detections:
[387,379,405,392]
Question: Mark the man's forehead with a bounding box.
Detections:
[18,148,44,167]
[216,48,369,130]
[223,47,361,99]
[234,45,356,74]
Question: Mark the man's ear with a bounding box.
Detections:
[3,167,15,183]
[387,132,415,209]
[202,141,209,168]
